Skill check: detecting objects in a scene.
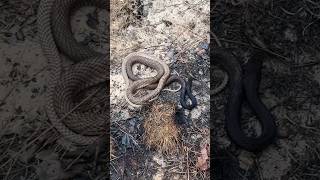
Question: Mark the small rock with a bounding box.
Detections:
[128,117,138,132]
[162,20,172,26]
[191,108,201,119]
[284,26,297,42]
[199,42,209,50]
[121,134,132,148]
[196,49,206,57]
[238,151,255,170]
[259,148,291,179]
[277,126,289,138]
[152,154,166,167]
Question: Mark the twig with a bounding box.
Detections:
[58,87,101,122]
[210,31,222,47]
[254,158,263,180]
[221,38,289,60]
[113,121,140,148]
[186,146,190,180]
[65,147,87,170]
[0,85,15,107]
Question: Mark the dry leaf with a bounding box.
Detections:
[195,143,209,171]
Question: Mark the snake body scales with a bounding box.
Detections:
[122,53,197,110]
[212,48,277,152]
[38,0,108,145]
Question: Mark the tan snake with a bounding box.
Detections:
[122,52,197,110]
[38,0,108,145]
[122,52,170,106]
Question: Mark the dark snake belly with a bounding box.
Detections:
[212,48,277,152]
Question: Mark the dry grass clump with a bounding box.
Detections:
[143,102,181,154]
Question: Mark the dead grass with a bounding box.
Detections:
[143,102,181,154]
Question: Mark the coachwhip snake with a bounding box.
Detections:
[122,52,197,110]
[38,0,108,145]
[212,48,277,152]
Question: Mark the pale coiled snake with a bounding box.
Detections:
[38,0,108,145]
[122,52,197,110]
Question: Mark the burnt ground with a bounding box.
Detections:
[212,0,320,180]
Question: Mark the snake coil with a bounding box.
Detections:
[122,52,197,110]
[212,48,277,152]
[38,0,108,145]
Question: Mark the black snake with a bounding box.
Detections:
[212,48,277,152]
